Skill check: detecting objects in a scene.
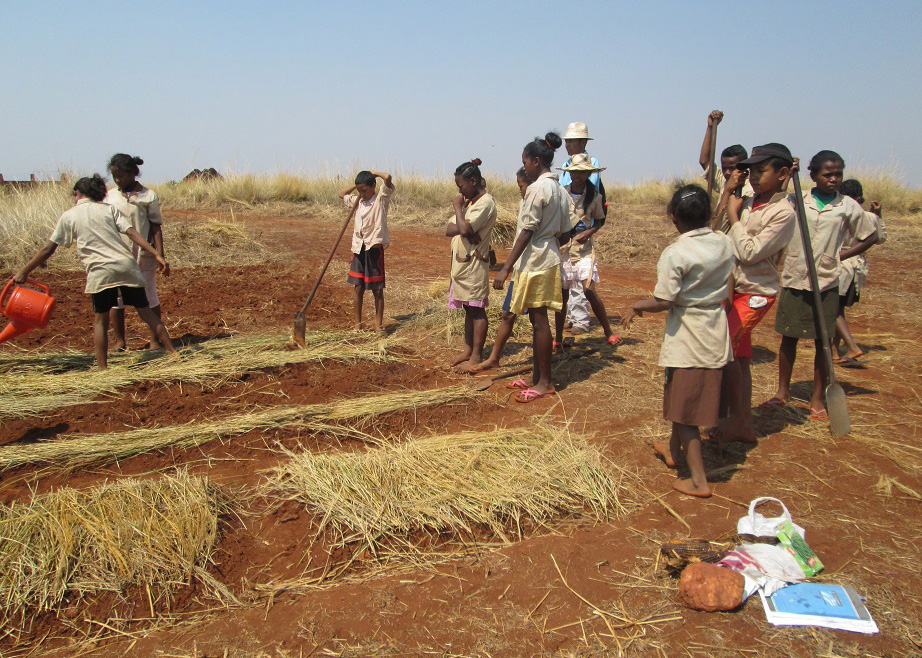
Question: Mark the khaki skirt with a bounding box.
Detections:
[663,366,728,428]
[774,287,837,339]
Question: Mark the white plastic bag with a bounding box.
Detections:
[736,497,807,582]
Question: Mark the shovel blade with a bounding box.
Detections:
[826,382,850,436]
[292,312,307,349]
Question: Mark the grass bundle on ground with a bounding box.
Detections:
[164,214,274,267]
[0,384,473,471]
[0,332,397,421]
[266,424,640,552]
[0,470,225,633]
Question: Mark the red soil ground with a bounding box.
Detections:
[1,209,919,657]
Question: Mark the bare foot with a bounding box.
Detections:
[449,351,473,367]
[454,360,480,374]
[653,440,677,468]
[470,359,498,373]
[352,323,364,333]
[672,478,712,498]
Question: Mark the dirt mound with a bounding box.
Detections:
[182,168,223,182]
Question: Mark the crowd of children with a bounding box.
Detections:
[9,114,888,497]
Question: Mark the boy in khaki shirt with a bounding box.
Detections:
[769,151,877,418]
[717,143,796,443]
[339,170,395,333]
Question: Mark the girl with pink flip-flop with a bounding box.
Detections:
[492,133,572,404]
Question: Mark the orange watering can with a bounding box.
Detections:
[0,278,56,344]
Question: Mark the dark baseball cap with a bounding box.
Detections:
[738,143,794,167]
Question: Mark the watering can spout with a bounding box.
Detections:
[0,321,32,345]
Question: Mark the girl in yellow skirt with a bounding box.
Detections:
[493,133,572,403]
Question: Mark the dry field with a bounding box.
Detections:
[0,175,920,657]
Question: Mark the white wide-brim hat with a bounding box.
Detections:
[564,122,592,140]
[558,152,606,172]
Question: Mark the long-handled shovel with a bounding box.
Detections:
[293,198,360,347]
[790,173,850,435]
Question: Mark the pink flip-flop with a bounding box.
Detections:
[515,388,556,403]
[607,335,623,347]
[505,378,530,390]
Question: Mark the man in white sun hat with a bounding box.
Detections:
[560,122,607,334]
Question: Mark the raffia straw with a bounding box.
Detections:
[0,332,398,421]
[0,470,226,635]
[0,384,473,471]
[265,423,643,554]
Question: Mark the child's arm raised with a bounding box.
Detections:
[13,241,58,283]
[126,228,170,273]
[699,110,723,171]
[369,170,395,190]
[338,183,358,199]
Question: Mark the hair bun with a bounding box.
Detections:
[132,156,144,166]
[544,132,562,151]
[471,158,482,166]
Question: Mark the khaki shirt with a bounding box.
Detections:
[49,198,146,294]
[104,186,162,272]
[345,183,394,253]
[840,210,883,292]
[653,227,734,369]
[561,185,605,262]
[514,172,573,273]
[450,194,498,301]
[781,191,876,292]
[728,192,796,296]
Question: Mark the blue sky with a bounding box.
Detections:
[2,1,920,185]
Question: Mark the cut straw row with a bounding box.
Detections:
[0,384,473,471]
[0,332,398,421]
[0,470,225,634]
[265,423,642,554]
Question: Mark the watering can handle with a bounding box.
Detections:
[0,278,50,313]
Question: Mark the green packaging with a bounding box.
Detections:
[776,519,824,577]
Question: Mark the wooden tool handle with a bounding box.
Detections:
[790,174,837,385]
[299,198,361,315]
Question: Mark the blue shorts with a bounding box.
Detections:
[502,281,515,313]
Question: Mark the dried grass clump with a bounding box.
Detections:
[0,332,397,420]
[0,183,72,271]
[0,471,225,632]
[0,384,473,471]
[165,214,275,267]
[266,424,639,551]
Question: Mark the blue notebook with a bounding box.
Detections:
[760,583,878,633]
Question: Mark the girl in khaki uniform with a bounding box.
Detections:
[106,154,167,351]
[445,159,498,371]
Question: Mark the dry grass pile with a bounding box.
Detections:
[0,385,473,471]
[164,213,274,267]
[0,470,225,633]
[0,332,397,421]
[266,424,641,552]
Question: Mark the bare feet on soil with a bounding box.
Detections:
[652,440,676,468]
[672,478,712,498]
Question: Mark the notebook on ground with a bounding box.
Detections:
[759,582,878,633]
